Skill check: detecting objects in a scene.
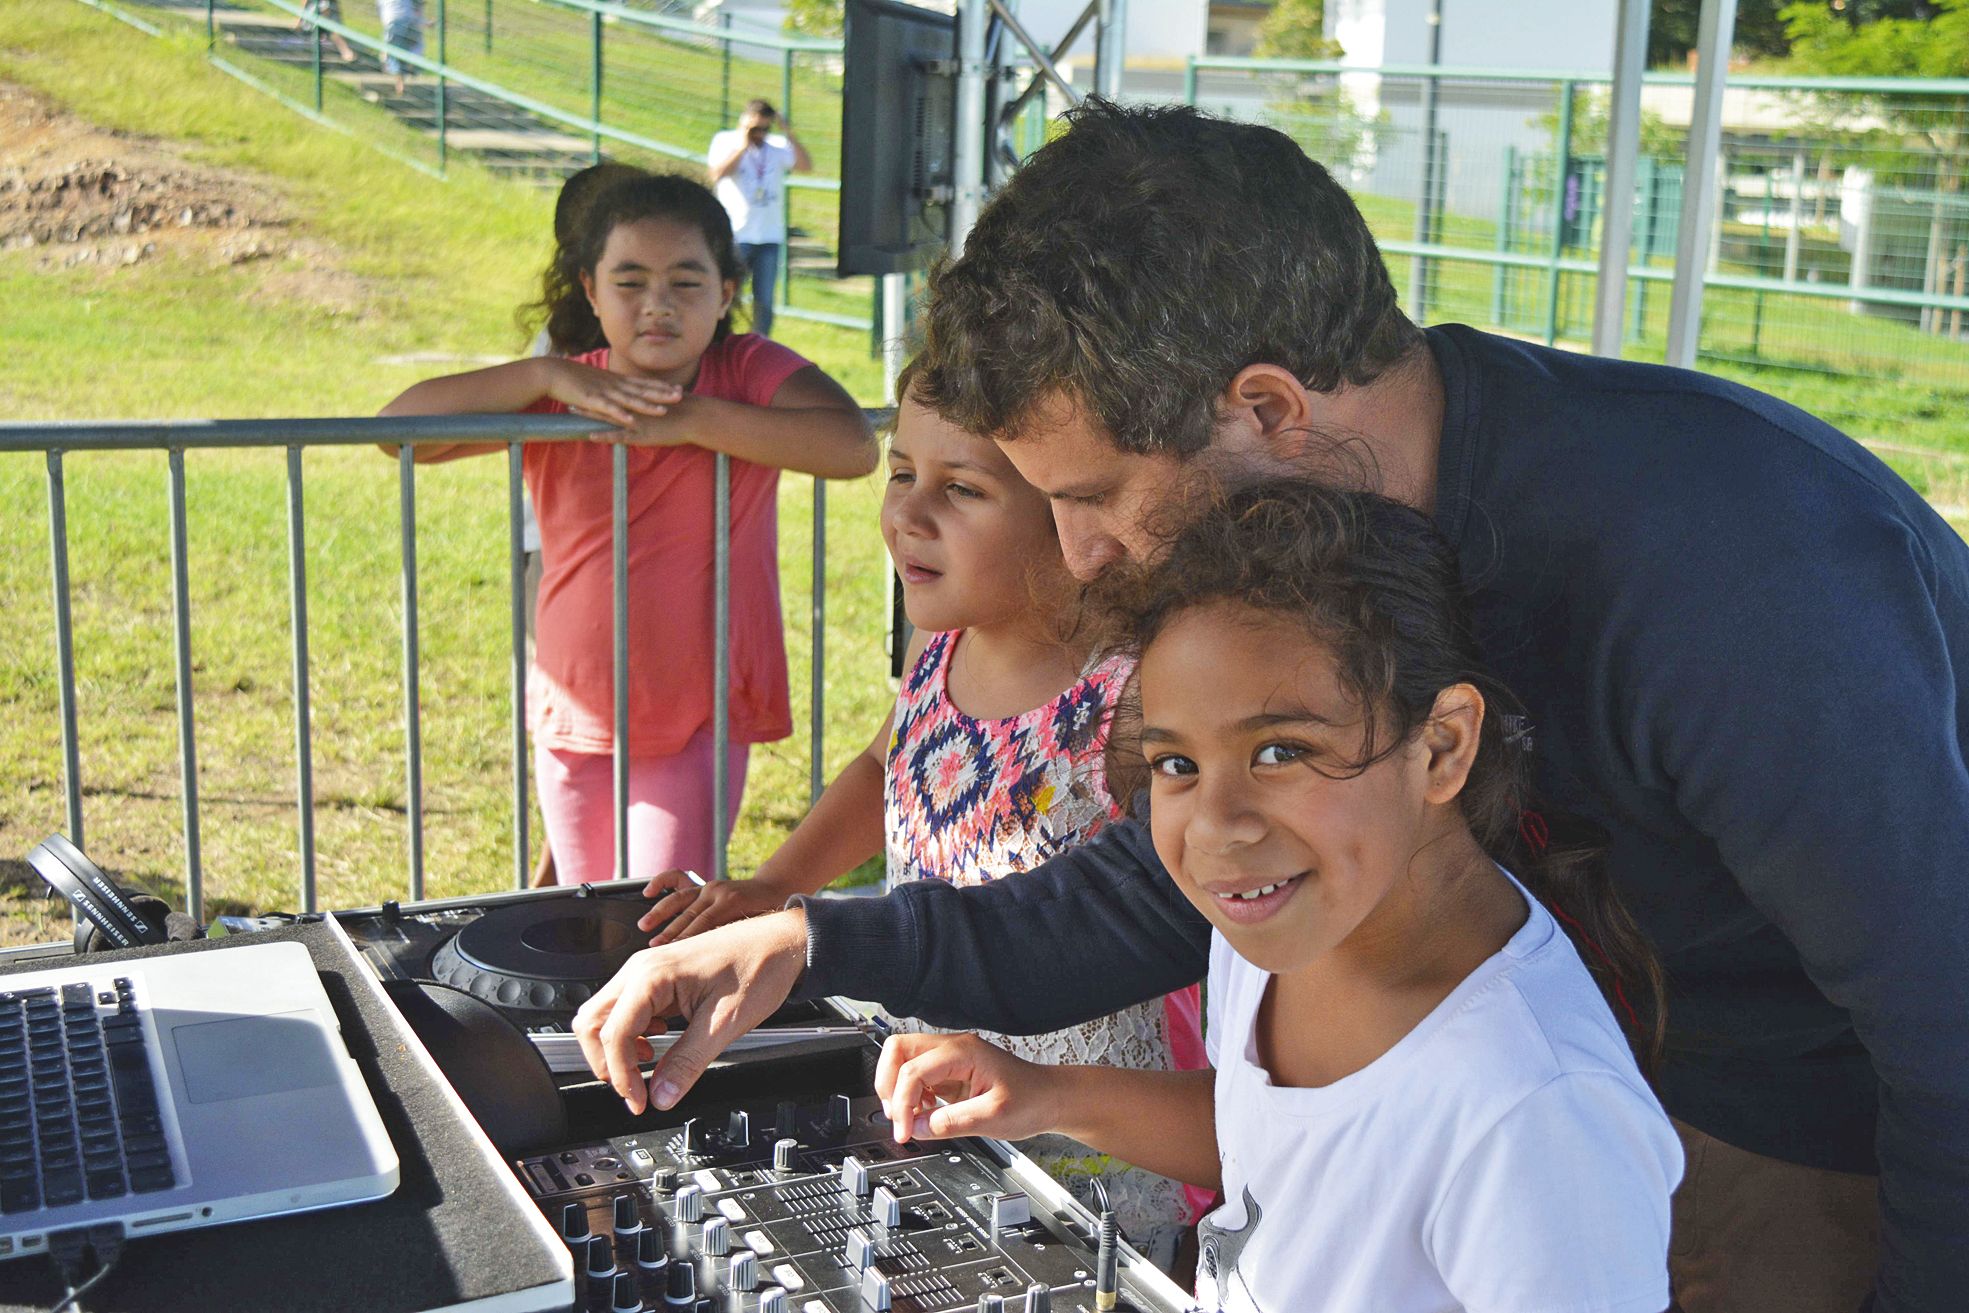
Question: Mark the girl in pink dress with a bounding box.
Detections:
[379,173,874,882]
[640,377,1208,1262]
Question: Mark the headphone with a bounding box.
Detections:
[24,834,203,953]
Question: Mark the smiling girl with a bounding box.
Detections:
[638,374,1208,1262]
[876,480,1684,1312]
[378,172,874,883]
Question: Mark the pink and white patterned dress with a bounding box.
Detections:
[883,630,1210,1259]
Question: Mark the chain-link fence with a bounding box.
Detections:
[1186,57,1969,469]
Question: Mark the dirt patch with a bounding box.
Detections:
[0,80,367,313]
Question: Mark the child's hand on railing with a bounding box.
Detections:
[875,1032,1064,1146]
[543,357,681,430]
[638,868,789,945]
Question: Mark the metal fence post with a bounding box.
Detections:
[782,48,795,313]
[1544,79,1575,346]
[398,446,424,902]
[437,0,449,174]
[508,444,529,890]
[810,479,825,806]
[591,7,603,164]
[206,0,214,50]
[721,13,733,125]
[1184,57,1197,106]
[1492,145,1515,326]
[45,451,83,853]
[285,446,317,912]
[167,449,203,921]
[312,20,323,113]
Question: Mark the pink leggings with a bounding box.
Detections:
[536,726,749,884]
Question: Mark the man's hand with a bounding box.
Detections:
[874,1032,1064,1145]
[572,907,810,1115]
[639,869,790,945]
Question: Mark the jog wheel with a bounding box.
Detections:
[429,896,648,1018]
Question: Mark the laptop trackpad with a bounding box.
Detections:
[173,1012,341,1104]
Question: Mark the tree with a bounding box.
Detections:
[783,0,842,40]
[1645,1,1941,67]
[1781,0,1969,331]
[1255,0,1340,61]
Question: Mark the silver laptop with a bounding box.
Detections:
[0,940,399,1261]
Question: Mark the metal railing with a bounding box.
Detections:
[73,0,872,333]
[1182,57,1969,428]
[3,414,870,924]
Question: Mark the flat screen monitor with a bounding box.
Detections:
[838,0,957,276]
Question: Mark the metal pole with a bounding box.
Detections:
[1184,56,1196,107]
[951,0,990,252]
[1544,81,1575,346]
[612,443,629,880]
[810,479,825,806]
[782,49,795,313]
[712,455,731,881]
[1492,146,1515,325]
[1095,0,1127,101]
[398,446,424,902]
[484,0,492,55]
[1784,145,1805,283]
[720,13,732,125]
[45,452,83,851]
[206,0,214,49]
[167,449,203,921]
[509,443,529,889]
[1666,0,1740,369]
[1408,0,1443,321]
[1591,0,1651,357]
[591,8,603,165]
[312,20,323,113]
[285,446,317,913]
[437,0,448,174]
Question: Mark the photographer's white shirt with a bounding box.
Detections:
[710,130,797,245]
[1199,873,1683,1312]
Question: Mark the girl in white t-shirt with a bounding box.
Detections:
[875,480,1685,1313]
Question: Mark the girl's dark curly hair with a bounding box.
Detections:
[521,162,646,354]
[1101,479,1666,1068]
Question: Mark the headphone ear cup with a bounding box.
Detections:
[73,894,178,954]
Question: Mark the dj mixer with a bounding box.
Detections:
[517,1091,1198,1313]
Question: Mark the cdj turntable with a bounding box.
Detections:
[326,880,844,1041]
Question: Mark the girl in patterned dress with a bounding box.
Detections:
[639,376,1208,1264]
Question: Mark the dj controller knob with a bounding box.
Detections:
[758,1289,787,1313]
[1023,1284,1052,1313]
[976,1297,1004,1313]
[610,1271,645,1313]
[701,1216,731,1257]
[775,1101,798,1139]
[727,1250,758,1293]
[829,1094,854,1134]
[586,1234,618,1281]
[663,1259,697,1309]
[651,1167,678,1194]
[562,1201,592,1249]
[635,1226,669,1273]
[841,1154,871,1198]
[613,1193,643,1239]
[859,1267,893,1311]
[725,1110,751,1150]
[680,1117,701,1157]
[871,1184,901,1229]
[846,1228,875,1273]
[674,1184,704,1224]
[771,1137,798,1173]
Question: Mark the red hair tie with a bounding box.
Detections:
[1517,808,1550,857]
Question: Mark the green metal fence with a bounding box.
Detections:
[82,0,872,333]
[1184,57,1969,455]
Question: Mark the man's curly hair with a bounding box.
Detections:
[915,99,1420,457]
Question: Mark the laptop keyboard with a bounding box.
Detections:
[0,977,178,1214]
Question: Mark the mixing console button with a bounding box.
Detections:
[858,1267,892,1311]
[1023,1284,1052,1313]
[758,1289,787,1313]
[673,1184,704,1224]
[562,1201,591,1250]
[680,1118,701,1157]
[728,1250,758,1292]
[662,1258,696,1309]
[976,1297,1003,1313]
[989,1192,1031,1235]
[613,1193,643,1238]
[716,1198,748,1223]
[609,1271,643,1313]
[871,1185,901,1230]
[635,1226,669,1273]
[725,1110,751,1149]
[829,1095,853,1133]
[701,1216,732,1257]
[846,1228,875,1273]
[586,1234,617,1281]
[841,1155,871,1198]
[772,1138,798,1173]
[742,1229,774,1255]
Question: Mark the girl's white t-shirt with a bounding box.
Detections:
[1199,872,1683,1313]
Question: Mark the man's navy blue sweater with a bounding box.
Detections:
[795,325,1969,1308]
